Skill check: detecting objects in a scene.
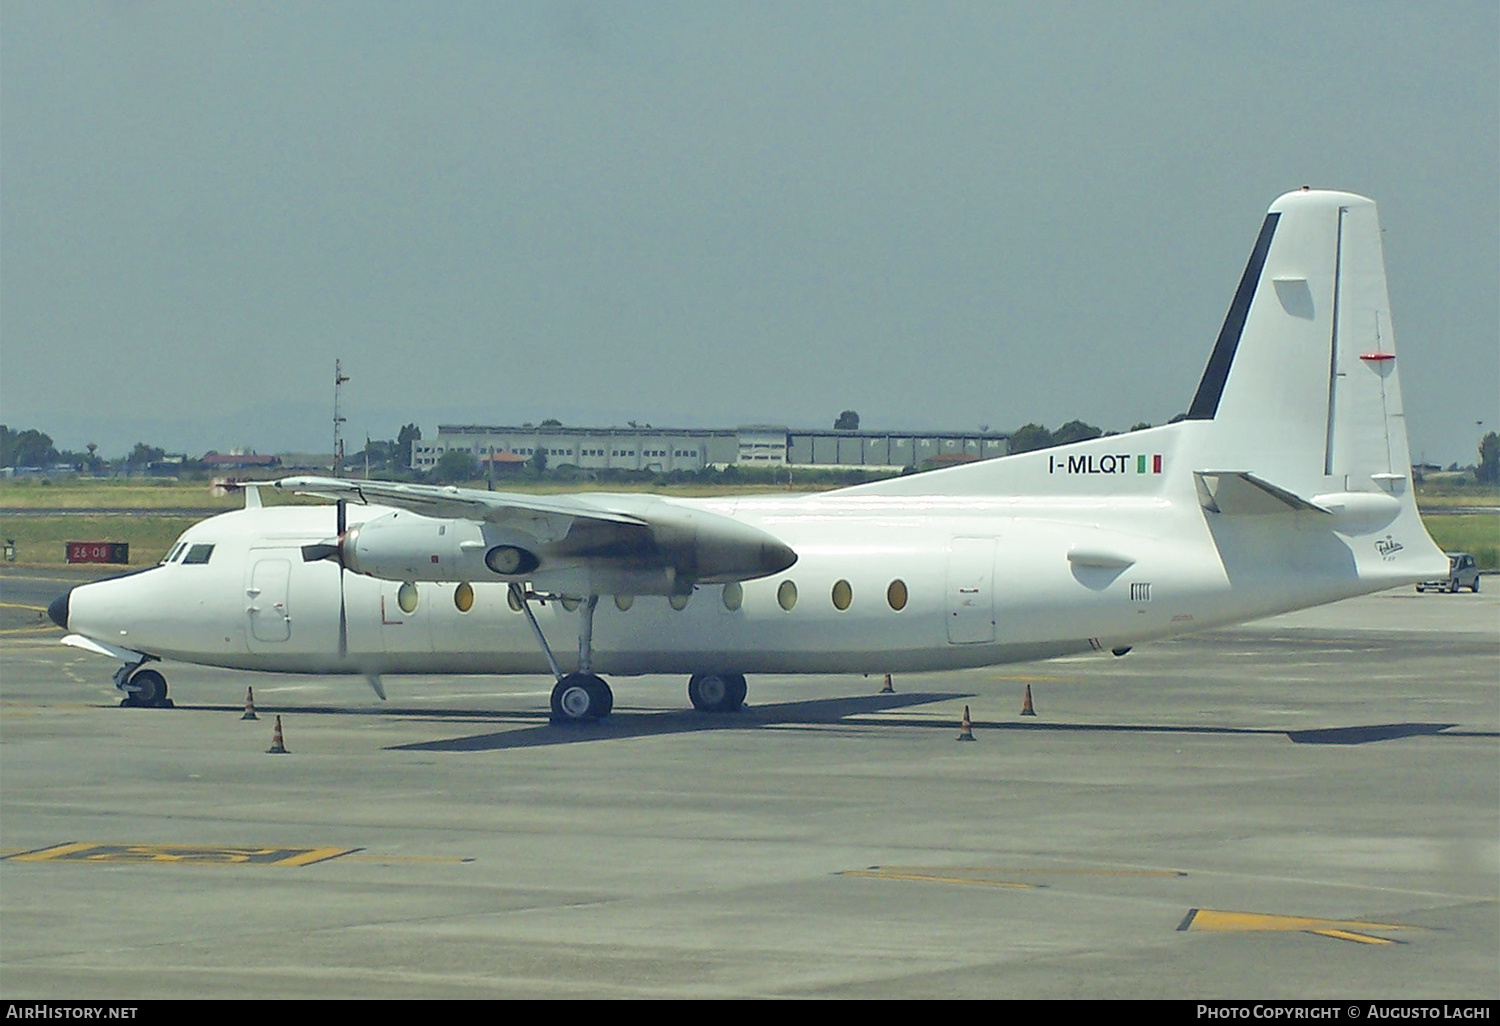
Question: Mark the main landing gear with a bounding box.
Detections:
[688,672,747,713]
[510,585,615,724]
[509,585,749,722]
[550,672,614,721]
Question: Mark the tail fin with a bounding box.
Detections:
[1186,188,1413,500]
[840,187,1445,596]
[847,189,1433,518]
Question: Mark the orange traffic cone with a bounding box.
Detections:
[241,686,259,720]
[266,715,288,754]
[1020,684,1037,717]
[880,673,894,694]
[957,705,976,741]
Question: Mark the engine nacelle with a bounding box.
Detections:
[342,511,539,583]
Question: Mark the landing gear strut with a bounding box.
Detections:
[511,584,614,723]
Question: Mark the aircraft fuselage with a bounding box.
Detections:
[62,483,1409,681]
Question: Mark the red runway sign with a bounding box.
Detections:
[66,542,129,564]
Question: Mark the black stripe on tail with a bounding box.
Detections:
[1186,212,1281,420]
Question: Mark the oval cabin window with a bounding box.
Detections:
[777,580,798,611]
[831,580,852,610]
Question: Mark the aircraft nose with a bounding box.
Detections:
[47,589,70,629]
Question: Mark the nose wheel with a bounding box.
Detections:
[121,667,173,709]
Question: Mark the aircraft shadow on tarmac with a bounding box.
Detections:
[384,709,1488,752]
[178,694,1489,752]
[386,691,977,751]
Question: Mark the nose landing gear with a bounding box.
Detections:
[116,664,173,709]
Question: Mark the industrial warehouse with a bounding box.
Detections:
[411,424,1012,474]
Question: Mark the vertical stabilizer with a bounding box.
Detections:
[1186,188,1412,500]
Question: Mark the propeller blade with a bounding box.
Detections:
[364,673,387,701]
[301,541,339,562]
[335,499,349,659]
[338,584,348,659]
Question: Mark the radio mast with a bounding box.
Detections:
[332,358,350,478]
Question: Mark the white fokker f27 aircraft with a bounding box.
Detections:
[51,189,1447,719]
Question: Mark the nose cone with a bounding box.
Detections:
[47,589,71,629]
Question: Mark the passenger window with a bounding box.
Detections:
[181,544,216,565]
[887,579,908,611]
[777,580,798,611]
[831,580,852,610]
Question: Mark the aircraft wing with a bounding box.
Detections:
[275,476,647,528]
[274,476,797,587]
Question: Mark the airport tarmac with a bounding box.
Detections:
[1,569,1496,999]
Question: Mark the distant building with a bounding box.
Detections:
[203,452,283,470]
[413,425,1009,472]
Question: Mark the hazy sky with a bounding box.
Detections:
[3,1,1496,464]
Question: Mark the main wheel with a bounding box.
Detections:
[124,668,171,709]
[550,673,612,722]
[688,672,747,713]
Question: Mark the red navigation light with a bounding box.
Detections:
[1359,352,1396,362]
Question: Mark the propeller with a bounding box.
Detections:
[301,499,349,659]
[335,498,347,659]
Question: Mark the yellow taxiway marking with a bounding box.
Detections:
[1178,908,1419,945]
[841,865,1185,888]
[0,844,474,866]
[3,842,360,867]
[0,601,47,612]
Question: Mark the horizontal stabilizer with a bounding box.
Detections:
[1194,472,1331,516]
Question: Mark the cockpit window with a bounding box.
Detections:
[181,544,216,565]
[161,542,187,564]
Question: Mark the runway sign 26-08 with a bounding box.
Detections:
[66,542,128,564]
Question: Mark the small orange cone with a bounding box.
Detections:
[880,673,894,694]
[1020,684,1037,717]
[957,705,976,741]
[266,715,288,754]
[241,686,259,720]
